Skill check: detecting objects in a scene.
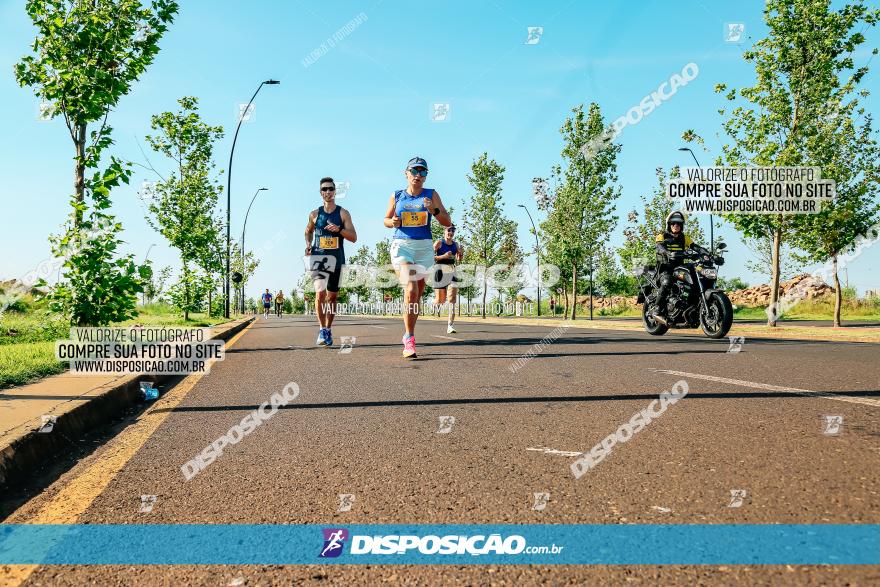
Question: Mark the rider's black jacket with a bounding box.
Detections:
[655,231,710,266]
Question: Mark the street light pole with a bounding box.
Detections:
[225,79,280,318]
[678,147,713,254]
[517,204,541,317]
[240,187,268,313]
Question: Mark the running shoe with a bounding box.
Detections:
[325,329,333,347]
[447,324,456,334]
[317,328,328,346]
[402,335,417,358]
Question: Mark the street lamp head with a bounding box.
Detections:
[517,204,525,208]
[259,187,268,191]
[678,147,691,152]
[264,79,280,85]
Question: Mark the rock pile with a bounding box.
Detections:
[728,274,834,307]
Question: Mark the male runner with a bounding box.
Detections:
[305,177,357,346]
[383,156,452,358]
[261,289,272,318]
[433,224,463,333]
[274,290,284,317]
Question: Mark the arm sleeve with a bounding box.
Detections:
[655,234,671,257]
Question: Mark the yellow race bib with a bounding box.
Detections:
[401,211,428,227]
[319,236,339,249]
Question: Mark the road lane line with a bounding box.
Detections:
[526,446,583,457]
[0,321,254,587]
[655,369,880,408]
[432,335,462,341]
[369,325,388,329]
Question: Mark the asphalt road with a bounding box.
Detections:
[3,315,879,586]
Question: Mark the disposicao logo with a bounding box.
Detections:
[319,528,349,558]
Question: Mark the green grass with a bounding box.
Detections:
[0,341,66,388]
[0,302,237,389]
[734,296,880,322]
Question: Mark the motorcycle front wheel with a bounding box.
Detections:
[700,291,734,339]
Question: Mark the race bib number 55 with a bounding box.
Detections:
[401,211,428,227]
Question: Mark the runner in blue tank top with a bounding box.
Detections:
[433,225,463,333]
[383,156,452,358]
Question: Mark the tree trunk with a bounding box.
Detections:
[481,274,488,318]
[768,226,782,327]
[563,287,569,319]
[73,123,87,229]
[832,255,842,328]
[183,262,190,321]
[208,287,213,318]
[589,256,594,321]
[570,263,578,320]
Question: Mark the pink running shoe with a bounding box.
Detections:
[402,335,417,358]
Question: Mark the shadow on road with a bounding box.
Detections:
[150,389,880,413]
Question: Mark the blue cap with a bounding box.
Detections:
[406,156,428,170]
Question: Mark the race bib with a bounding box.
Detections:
[319,236,339,249]
[401,211,428,227]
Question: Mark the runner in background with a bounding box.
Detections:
[261,289,272,318]
[275,290,284,317]
[384,156,452,358]
[305,177,358,347]
[433,225,463,333]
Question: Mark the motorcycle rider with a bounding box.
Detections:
[652,211,720,326]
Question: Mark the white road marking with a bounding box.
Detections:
[526,446,583,457]
[655,369,880,408]
[652,506,673,513]
[369,325,388,329]
[432,335,462,341]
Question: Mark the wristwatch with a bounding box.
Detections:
[433,207,440,216]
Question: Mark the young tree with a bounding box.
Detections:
[545,104,621,320]
[619,167,707,274]
[344,244,375,303]
[791,111,880,325]
[143,265,172,305]
[144,97,225,320]
[742,234,802,281]
[374,238,402,302]
[16,0,178,229]
[595,245,638,297]
[16,0,177,325]
[699,0,878,326]
[460,153,518,318]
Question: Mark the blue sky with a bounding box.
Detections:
[1,0,879,298]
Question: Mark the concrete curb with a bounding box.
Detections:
[0,317,254,489]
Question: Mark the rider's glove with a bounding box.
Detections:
[715,256,725,266]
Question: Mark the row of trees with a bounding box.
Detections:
[15,0,880,328]
[16,1,260,324]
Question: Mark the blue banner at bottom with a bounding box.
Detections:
[0,524,877,565]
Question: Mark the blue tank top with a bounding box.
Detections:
[393,188,434,240]
[436,239,458,264]
[312,205,346,263]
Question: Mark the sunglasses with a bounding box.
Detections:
[321,186,336,192]
[408,168,428,177]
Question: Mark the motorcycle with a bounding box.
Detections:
[636,242,733,339]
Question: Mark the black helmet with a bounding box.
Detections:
[666,210,686,231]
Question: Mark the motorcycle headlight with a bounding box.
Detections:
[700,267,718,278]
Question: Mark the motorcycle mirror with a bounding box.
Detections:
[716,242,727,250]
